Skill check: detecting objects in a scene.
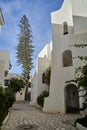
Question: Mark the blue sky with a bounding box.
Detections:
[0,0,63,75]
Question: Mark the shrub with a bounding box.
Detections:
[0,86,15,125]
[0,86,7,125]
[75,116,87,127]
[4,88,15,108]
[8,78,24,93]
[37,91,49,107]
[43,66,51,85]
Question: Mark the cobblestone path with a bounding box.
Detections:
[1,101,82,130]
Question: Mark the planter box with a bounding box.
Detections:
[76,123,87,130]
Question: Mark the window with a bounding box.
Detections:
[62,50,73,67]
[63,22,68,35]
[4,80,10,86]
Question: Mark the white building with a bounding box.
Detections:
[0,8,4,31]
[43,0,87,113]
[31,42,52,104]
[0,8,8,87]
[0,50,10,87]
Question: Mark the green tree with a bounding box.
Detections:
[8,78,24,94]
[16,15,34,100]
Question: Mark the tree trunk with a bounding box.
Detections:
[25,84,30,101]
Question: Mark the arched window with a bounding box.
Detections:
[63,22,68,35]
[62,50,73,67]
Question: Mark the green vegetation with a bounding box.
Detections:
[75,116,87,128]
[66,43,87,127]
[8,78,24,93]
[66,44,87,109]
[0,86,15,126]
[44,66,51,85]
[0,78,24,126]
[16,15,34,100]
[37,91,49,107]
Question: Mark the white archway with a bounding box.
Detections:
[64,84,79,113]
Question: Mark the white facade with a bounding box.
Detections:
[0,8,4,32]
[0,60,5,86]
[0,50,10,71]
[15,88,25,101]
[43,0,87,113]
[31,43,52,104]
[0,50,10,87]
[0,9,6,87]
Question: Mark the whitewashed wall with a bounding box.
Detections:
[0,60,5,86]
[0,50,10,71]
[43,0,87,113]
[16,88,25,101]
[31,43,52,104]
[0,51,10,87]
[31,71,38,104]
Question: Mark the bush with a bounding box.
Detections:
[43,66,51,85]
[4,88,15,108]
[0,87,7,125]
[8,78,24,93]
[75,116,87,128]
[37,91,49,107]
[0,86,15,126]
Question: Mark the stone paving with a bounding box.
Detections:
[1,101,82,130]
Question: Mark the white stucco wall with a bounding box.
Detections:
[72,0,87,17]
[51,0,73,26]
[37,57,51,96]
[44,26,75,113]
[38,42,52,59]
[16,88,25,101]
[0,50,10,71]
[31,71,38,104]
[43,0,87,113]
[0,60,5,86]
[31,43,52,104]
[0,50,10,87]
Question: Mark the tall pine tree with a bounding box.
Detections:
[16,15,34,100]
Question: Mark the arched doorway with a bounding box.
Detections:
[65,84,79,113]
